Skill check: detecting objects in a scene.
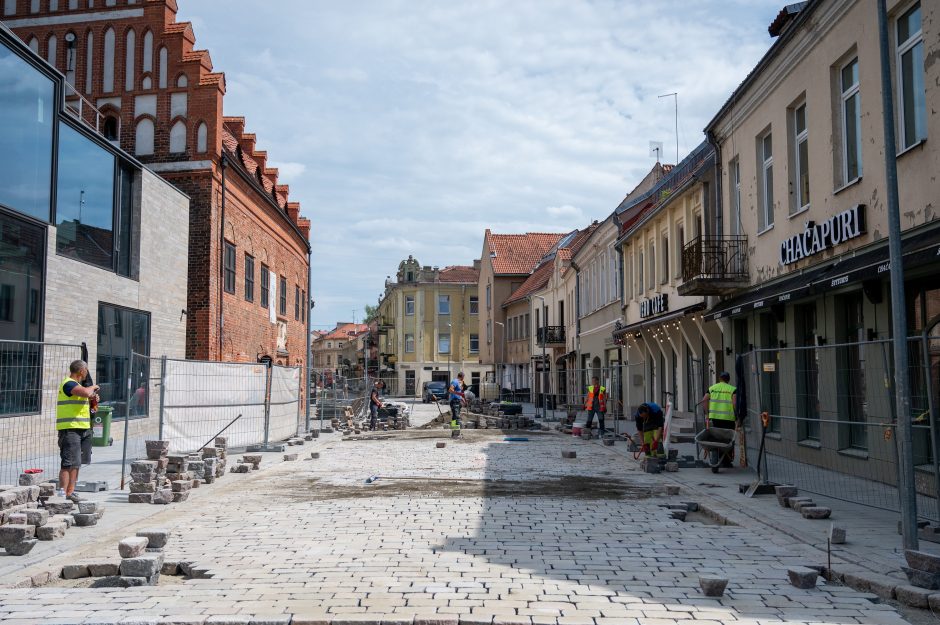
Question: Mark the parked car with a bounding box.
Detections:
[422,381,448,403]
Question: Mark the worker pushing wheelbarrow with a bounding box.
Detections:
[696,371,740,473]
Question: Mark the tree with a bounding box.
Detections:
[364,304,379,322]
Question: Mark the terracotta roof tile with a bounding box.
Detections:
[486,232,565,275]
[504,261,553,306]
[323,323,369,340]
[438,265,479,283]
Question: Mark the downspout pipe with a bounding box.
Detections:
[706,130,722,238]
[305,249,312,431]
[219,154,227,360]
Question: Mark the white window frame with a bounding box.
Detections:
[405,295,415,316]
[896,1,925,151]
[438,294,450,315]
[469,334,479,353]
[486,284,491,309]
[792,102,810,215]
[759,131,774,232]
[405,334,415,353]
[486,319,492,344]
[438,333,450,354]
[840,57,862,184]
[729,159,741,235]
[637,249,645,296]
[675,222,684,279]
[648,240,655,290]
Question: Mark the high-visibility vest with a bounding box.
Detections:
[585,385,606,412]
[56,377,90,431]
[708,382,737,422]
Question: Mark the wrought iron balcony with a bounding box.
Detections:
[678,235,749,296]
[536,326,565,347]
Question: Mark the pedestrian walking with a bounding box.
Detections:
[634,401,665,457]
[583,376,607,435]
[56,360,99,502]
[702,371,738,467]
[369,380,383,431]
[449,372,466,434]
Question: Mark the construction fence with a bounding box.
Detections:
[739,336,940,523]
[0,340,305,490]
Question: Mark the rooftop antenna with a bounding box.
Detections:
[648,141,664,163]
[658,92,679,164]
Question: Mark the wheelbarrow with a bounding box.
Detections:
[694,427,736,473]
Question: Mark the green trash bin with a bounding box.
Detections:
[91,406,113,447]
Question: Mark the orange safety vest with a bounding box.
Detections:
[585,385,606,412]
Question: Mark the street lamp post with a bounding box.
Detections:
[447,322,452,385]
[533,295,547,421]
[494,321,505,398]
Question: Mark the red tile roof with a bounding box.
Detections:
[504,260,554,306]
[438,265,479,283]
[323,323,369,341]
[486,231,566,275]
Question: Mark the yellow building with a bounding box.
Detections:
[375,256,486,397]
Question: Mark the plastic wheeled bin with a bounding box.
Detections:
[91,406,114,447]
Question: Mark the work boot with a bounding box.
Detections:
[67,492,84,503]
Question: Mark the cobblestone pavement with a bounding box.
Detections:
[0,421,915,625]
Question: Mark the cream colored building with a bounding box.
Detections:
[375,257,486,397]
[699,0,938,485]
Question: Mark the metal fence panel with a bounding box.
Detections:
[161,358,267,452]
[269,365,302,442]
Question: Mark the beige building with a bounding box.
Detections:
[698,0,938,485]
[375,257,486,397]
[311,323,367,374]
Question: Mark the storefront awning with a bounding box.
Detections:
[612,302,707,339]
[703,224,940,322]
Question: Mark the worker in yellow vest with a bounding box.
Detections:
[702,371,738,467]
[584,376,607,435]
[56,360,99,502]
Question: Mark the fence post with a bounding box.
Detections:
[296,366,303,437]
[157,355,167,441]
[263,362,272,447]
[119,371,132,490]
[921,335,940,523]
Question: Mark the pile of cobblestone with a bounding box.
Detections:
[59,527,191,587]
[0,472,106,555]
[128,438,228,504]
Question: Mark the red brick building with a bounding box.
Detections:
[4,0,312,366]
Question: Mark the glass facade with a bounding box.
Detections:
[0,42,55,222]
[96,303,150,418]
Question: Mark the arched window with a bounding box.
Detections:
[102,27,115,92]
[28,36,39,54]
[103,115,119,141]
[84,30,93,94]
[169,120,186,153]
[141,30,152,72]
[124,28,134,91]
[46,34,56,67]
[69,0,76,8]
[158,46,167,88]
[176,74,187,88]
[135,118,154,156]
[196,122,207,153]
[141,76,151,89]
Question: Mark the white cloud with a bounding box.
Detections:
[178,0,781,325]
[269,161,306,182]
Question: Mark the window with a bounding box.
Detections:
[486,284,491,309]
[524,313,530,337]
[56,123,138,277]
[134,118,154,156]
[648,242,655,289]
[327,342,332,349]
[486,319,492,344]
[790,103,810,215]
[260,264,269,308]
[438,333,450,353]
[279,275,287,316]
[661,235,669,285]
[222,242,235,294]
[897,2,926,150]
[637,250,644,295]
[438,294,450,315]
[301,289,306,323]
[728,159,741,234]
[102,26,114,92]
[294,285,300,320]
[405,295,414,316]
[0,42,54,221]
[675,224,684,278]
[169,120,186,154]
[244,254,254,301]
[96,303,150,418]
[405,333,415,353]
[469,296,479,315]
[469,334,479,353]
[841,58,862,183]
[758,131,774,231]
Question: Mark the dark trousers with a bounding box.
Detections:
[369,405,378,430]
[585,409,605,432]
[711,418,736,464]
[450,400,462,426]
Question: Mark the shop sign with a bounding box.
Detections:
[639,294,668,318]
[779,205,865,266]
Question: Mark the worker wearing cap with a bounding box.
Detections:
[57,360,99,502]
[703,371,738,467]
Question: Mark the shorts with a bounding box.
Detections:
[58,428,90,469]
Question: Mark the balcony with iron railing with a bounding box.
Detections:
[678,235,749,296]
[536,326,565,347]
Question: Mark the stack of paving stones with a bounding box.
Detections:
[116,528,169,587]
[903,550,940,591]
[774,484,832,519]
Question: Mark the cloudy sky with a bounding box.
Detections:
[177,0,781,328]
